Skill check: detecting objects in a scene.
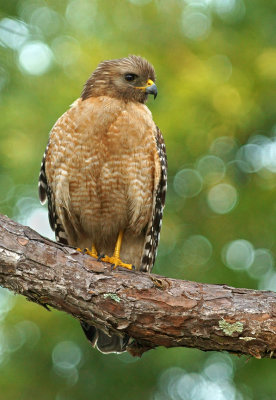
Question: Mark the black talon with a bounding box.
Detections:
[97,254,104,261]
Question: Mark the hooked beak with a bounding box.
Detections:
[145,82,158,99]
[136,79,158,99]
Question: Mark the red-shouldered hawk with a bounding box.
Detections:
[38,55,167,353]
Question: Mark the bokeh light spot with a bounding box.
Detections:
[52,341,82,384]
[210,136,238,160]
[182,235,212,266]
[207,183,238,214]
[248,249,274,279]
[177,373,205,399]
[30,6,62,37]
[0,18,29,50]
[197,155,225,184]
[0,288,16,321]
[212,0,246,22]
[26,208,54,239]
[16,320,40,348]
[14,197,54,240]
[18,41,53,75]
[66,0,97,32]
[156,357,242,400]
[236,144,263,173]
[223,239,254,270]
[258,272,276,292]
[213,0,236,15]
[203,353,234,382]
[4,325,25,353]
[235,135,276,174]
[192,379,237,400]
[157,367,185,399]
[261,139,276,173]
[173,168,203,198]
[181,9,211,40]
[52,36,81,67]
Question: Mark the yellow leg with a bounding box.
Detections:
[101,231,133,270]
[114,230,123,259]
[77,244,98,259]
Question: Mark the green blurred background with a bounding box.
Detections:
[0,0,276,399]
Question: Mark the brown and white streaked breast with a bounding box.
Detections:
[45,96,160,260]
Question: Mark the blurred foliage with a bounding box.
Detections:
[0,0,276,399]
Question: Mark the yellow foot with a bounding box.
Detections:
[77,246,98,259]
[101,255,133,270]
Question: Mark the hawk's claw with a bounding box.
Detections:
[111,263,135,272]
[101,255,133,270]
[77,246,98,259]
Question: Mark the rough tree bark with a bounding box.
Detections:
[0,214,275,358]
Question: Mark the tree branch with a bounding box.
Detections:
[0,214,275,358]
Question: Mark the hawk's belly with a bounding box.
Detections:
[69,140,155,243]
[67,104,156,244]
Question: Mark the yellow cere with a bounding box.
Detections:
[135,79,154,90]
[147,79,154,86]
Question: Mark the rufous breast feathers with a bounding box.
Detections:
[45,96,160,247]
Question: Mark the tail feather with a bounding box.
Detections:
[81,322,129,354]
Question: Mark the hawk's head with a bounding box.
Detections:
[81,55,157,103]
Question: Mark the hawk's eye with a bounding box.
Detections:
[124,73,137,82]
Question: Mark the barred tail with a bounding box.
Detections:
[80,322,130,354]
